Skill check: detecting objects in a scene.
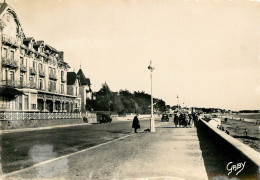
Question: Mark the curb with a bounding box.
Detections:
[0,123,91,134]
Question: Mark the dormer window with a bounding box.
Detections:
[38,46,43,53]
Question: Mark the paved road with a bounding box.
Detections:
[1,118,259,179]
[0,118,161,174]
[3,120,208,180]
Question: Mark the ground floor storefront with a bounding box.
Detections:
[0,88,81,113]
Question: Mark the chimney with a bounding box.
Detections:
[59,51,64,61]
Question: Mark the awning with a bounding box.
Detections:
[0,87,24,96]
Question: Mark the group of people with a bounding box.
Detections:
[132,113,200,133]
[173,112,199,128]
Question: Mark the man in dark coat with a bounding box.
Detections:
[192,113,198,127]
[132,114,140,133]
[174,114,179,127]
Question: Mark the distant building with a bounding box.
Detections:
[0,3,80,113]
[66,72,81,112]
[77,69,92,112]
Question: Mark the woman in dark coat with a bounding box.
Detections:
[132,114,140,133]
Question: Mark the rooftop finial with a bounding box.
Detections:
[4,0,6,4]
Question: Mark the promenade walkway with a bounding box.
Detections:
[4,123,208,180]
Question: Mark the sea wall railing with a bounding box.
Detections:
[199,117,260,167]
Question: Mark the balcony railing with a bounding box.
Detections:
[20,64,27,72]
[29,81,37,89]
[39,70,46,77]
[2,80,24,88]
[2,34,19,47]
[2,57,18,69]
[30,67,37,75]
[48,87,57,93]
[38,85,45,91]
[1,80,17,87]
[0,80,38,90]
[49,73,57,80]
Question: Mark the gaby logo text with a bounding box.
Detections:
[226,161,246,176]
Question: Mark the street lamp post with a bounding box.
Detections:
[148,61,155,132]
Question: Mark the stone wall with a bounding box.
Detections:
[0,118,84,130]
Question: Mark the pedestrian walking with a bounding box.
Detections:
[132,114,140,133]
[184,114,189,128]
[174,113,179,127]
[188,114,193,128]
[180,113,186,127]
[192,113,199,127]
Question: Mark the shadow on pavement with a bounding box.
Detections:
[196,121,259,180]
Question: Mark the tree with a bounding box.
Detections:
[95,83,113,112]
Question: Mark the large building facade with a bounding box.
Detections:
[0,3,81,114]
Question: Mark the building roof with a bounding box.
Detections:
[33,41,44,50]
[67,72,77,85]
[23,37,34,43]
[45,44,59,54]
[0,3,8,16]
[35,40,44,46]
[77,69,91,86]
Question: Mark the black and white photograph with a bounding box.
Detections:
[0,0,259,179]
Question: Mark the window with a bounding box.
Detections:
[5,70,8,81]
[15,96,19,110]
[2,48,7,58]
[33,61,36,69]
[38,63,42,70]
[0,96,9,108]
[39,79,43,90]
[10,71,14,82]
[29,76,33,82]
[19,96,22,110]
[20,75,23,86]
[24,95,28,110]
[52,82,56,91]
[48,81,52,91]
[20,57,24,65]
[10,51,14,60]
[31,104,36,109]
[75,87,77,96]
[61,84,64,94]
[49,67,52,74]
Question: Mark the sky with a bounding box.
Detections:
[7,0,260,111]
